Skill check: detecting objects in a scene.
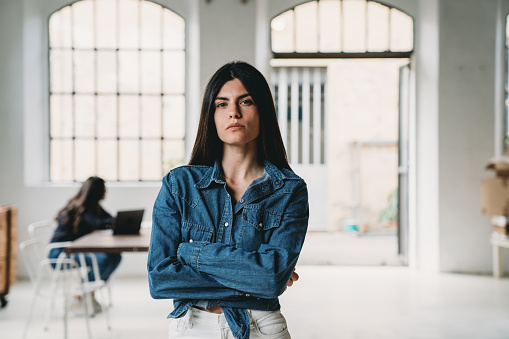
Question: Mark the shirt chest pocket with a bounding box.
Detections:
[181,221,214,243]
[239,206,282,250]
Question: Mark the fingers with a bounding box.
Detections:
[285,270,300,291]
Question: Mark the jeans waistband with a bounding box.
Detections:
[187,307,276,329]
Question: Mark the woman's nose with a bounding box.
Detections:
[229,106,241,119]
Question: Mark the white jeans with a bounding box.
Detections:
[168,307,291,339]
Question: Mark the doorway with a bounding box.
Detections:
[271,58,410,266]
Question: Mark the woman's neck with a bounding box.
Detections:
[222,144,263,179]
[221,144,264,203]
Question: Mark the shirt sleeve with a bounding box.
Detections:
[177,181,309,300]
[147,171,243,300]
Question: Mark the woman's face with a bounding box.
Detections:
[213,79,260,147]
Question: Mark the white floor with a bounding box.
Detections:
[2,266,509,339]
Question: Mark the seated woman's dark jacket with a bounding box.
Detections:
[50,207,114,242]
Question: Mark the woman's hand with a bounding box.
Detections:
[285,269,299,291]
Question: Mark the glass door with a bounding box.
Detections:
[397,64,411,264]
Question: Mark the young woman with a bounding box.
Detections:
[148,61,309,339]
[49,176,121,311]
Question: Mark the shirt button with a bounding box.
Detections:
[224,222,229,227]
[262,185,268,190]
[276,180,281,185]
[245,294,250,297]
[259,223,263,227]
[240,198,244,203]
[189,239,193,243]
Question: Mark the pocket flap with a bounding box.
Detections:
[242,206,282,231]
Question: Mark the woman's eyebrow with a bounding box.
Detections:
[215,93,251,101]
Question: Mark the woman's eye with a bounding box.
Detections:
[241,99,253,105]
[216,102,227,108]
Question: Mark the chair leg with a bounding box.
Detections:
[98,282,112,330]
[74,266,93,339]
[44,263,63,330]
[22,268,43,339]
[106,279,113,308]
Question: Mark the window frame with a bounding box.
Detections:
[47,0,187,183]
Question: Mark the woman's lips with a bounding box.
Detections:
[227,123,245,130]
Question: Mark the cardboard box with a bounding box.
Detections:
[482,177,509,215]
[486,155,509,176]
[493,224,509,236]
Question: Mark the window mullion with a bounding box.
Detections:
[115,0,120,182]
[138,0,142,182]
[71,3,77,182]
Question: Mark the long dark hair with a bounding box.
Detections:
[56,176,106,233]
[189,61,291,170]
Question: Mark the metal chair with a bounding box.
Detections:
[27,220,113,309]
[19,238,94,338]
[19,238,111,338]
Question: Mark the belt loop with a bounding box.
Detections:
[187,308,193,329]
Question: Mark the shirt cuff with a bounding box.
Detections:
[177,241,208,270]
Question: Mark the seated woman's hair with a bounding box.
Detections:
[56,176,106,232]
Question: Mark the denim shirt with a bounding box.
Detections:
[147,160,309,339]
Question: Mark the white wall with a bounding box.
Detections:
[437,0,499,274]
[1,0,508,277]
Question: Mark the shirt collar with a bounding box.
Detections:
[194,159,287,190]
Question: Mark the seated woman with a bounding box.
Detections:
[48,176,121,312]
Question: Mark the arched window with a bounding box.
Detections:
[271,0,413,58]
[49,0,185,182]
[270,1,413,166]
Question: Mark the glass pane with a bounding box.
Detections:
[162,51,185,94]
[163,140,185,174]
[118,95,139,138]
[367,2,389,52]
[390,9,413,51]
[49,6,72,48]
[163,9,185,50]
[140,1,162,49]
[50,139,73,182]
[271,11,295,53]
[162,95,185,139]
[74,50,95,93]
[75,139,96,182]
[118,0,139,49]
[97,95,117,138]
[50,94,73,138]
[119,140,139,181]
[295,1,318,53]
[50,50,73,93]
[75,95,95,138]
[97,140,118,181]
[96,0,117,49]
[141,140,162,181]
[72,1,94,49]
[141,96,161,138]
[319,0,341,52]
[118,50,139,93]
[97,51,117,93]
[343,0,367,52]
[141,51,161,94]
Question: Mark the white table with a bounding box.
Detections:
[491,234,509,277]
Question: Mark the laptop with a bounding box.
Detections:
[112,209,144,235]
